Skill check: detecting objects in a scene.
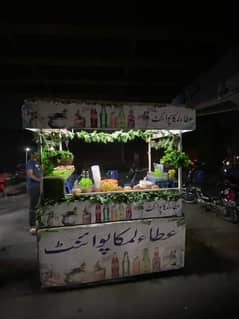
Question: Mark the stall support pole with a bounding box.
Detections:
[39,132,44,197]
[148,137,152,173]
[178,132,182,190]
[59,130,62,151]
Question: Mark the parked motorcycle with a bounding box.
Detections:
[182,160,239,223]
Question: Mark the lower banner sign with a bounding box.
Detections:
[38,217,185,287]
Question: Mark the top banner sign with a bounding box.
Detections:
[22,99,196,131]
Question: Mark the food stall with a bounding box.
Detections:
[22,99,195,288]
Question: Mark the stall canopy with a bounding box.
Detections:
[22,99,196,131]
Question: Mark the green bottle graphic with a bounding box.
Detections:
[142,248,151,273]
[100,106,108,128]
[118,204,125,220]
[122,251,130,276]
[118,108,125,128]
[103,205,110,222]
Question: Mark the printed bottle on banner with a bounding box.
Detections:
[100,105,108,128]
[118,108,125,128]
[122,251,130,276]
[109,108,117,128]
[82,207,91,224]
[132,256,141,274]
[95,204,101,223]
[90,108,98,128]
[103,205,110,222]
[126,204,132,219]
[127,109,135,128]
[111,252,120,278]
[152,247,161,272]
[142,248,151,273]
[118,204,125,220]
[111,205,117,221]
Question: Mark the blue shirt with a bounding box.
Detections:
[26,159,41,191]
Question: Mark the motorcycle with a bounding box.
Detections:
[182,160,239,223]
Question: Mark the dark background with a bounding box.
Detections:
[0,6,239,172]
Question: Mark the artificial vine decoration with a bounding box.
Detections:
[39,189,181,207]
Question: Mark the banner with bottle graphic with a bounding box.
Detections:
[38,217,185,287]
[22,99,196,130]
[38,198,182,228]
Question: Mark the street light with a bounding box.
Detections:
[25,147,31,168]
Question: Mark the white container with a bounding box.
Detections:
[91,165,101,189]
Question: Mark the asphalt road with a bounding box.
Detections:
[0,194,239,319]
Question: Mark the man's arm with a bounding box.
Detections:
[26,168,41,182]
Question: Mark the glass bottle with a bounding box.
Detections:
[122,251,130,276]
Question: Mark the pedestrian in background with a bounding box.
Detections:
[26,150,41,235]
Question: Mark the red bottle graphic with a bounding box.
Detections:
[111,205,117,221]
[152,247,160,272]
[132,256,141,274]
[95,204,101,223]
[126,204,132,219]
[111,252,119,278]
[82,208,91,224]
[90,108,98,128]
[127,109,135,128]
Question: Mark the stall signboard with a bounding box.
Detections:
[39,199,182,228]
[38,217,185,287]
[22,100,196,130]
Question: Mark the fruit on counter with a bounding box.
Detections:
[168,169,176,179]
[101,179,118,192]
[123,186,132,191]
[72,188,82,195]
[151,184,160,189]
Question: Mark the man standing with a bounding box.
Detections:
[26,150,41,235]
